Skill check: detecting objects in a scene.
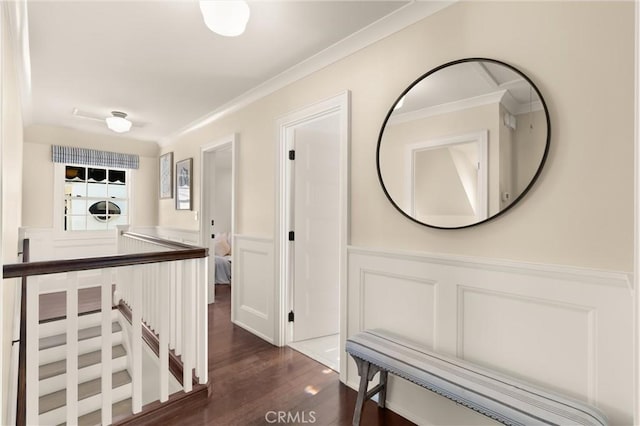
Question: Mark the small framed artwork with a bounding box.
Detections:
[176,158,193,210]
[159,152,173,199]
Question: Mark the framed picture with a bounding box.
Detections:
[159,152,173,199]
[176,158,193,210]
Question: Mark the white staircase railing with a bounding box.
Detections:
[115,231,209,398]
[3,231,208,426]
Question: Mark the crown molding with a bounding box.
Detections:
[390,90,506,125]
[2,0,32,125]
[158,0,456,147]
[389,90,544,126]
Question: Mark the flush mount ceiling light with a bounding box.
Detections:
[105,111,132,133]
[199,0,250,37]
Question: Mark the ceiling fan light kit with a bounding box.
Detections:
[199,0,250,37]
[105,111,133,133]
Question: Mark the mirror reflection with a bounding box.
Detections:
[377,58,549,228]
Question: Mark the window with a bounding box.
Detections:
[64,165,129,231]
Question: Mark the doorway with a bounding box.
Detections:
[200,135,236,304]
[276,92,349,376]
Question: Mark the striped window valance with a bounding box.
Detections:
[52,145,139,169]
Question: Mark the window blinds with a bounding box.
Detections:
[52,145,139,169]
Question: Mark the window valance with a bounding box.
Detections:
[52,145,139,169]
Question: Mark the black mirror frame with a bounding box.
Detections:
[376,57,551,230]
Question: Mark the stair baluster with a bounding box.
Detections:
[25,276,39,425]
[131,264,143,413]
[101,268,113,425]
[65,271,79,423]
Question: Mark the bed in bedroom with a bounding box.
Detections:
[213,233,232,284]
[215,254,232,284]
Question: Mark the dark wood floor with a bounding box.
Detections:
[160,284,414,426]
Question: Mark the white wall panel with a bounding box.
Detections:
[458,287,594,401]
[21,228,117,261]
[239,250,269,319]
[347,246,633,425]
[233,236,274,343]
[359,270,437,348]
[152,226,199,245]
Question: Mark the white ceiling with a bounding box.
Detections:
[24,0,415,143]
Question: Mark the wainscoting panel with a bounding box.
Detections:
[458,287,594,402]
[359,270,437,348]
[20,228,118,293]
[233,235,275,343]
[21,227,203,294]
[151,226,200,245]
[21,227,117,261]
[347,246,633,425]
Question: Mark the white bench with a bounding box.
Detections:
[346,330,608,426]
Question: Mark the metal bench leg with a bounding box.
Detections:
[353,357,370,426]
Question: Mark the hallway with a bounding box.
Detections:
[160,284,414,425]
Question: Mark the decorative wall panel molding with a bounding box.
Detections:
[152,226,200,245]
[19,228,117,293]
[21,227,117,262]
[347,246,632,425]
[233,235,275,343]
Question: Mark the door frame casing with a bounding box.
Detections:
[404,130,488,221]
[274,91,350,381]
[199,134,237,309]
[634,1,639,422]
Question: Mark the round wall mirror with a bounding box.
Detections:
[377,58,550,229]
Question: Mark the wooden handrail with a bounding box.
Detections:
[3,245,207,279]
[120,231,198,251]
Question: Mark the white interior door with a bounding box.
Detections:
[201,142,233,304]
[292,113,340,342]
[213,148,232,236]
[204,151,217,286]
[207,149,233,275]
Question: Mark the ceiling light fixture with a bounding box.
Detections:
[199,0,250,37]
[105,111,132,133]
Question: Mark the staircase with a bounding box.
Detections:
[5,233,209,425]
[37,310,133,425]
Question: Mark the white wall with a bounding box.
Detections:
[22,124,160,229]
[159,1,634,272]
[155,1,634,424]
[1,3,24,421]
